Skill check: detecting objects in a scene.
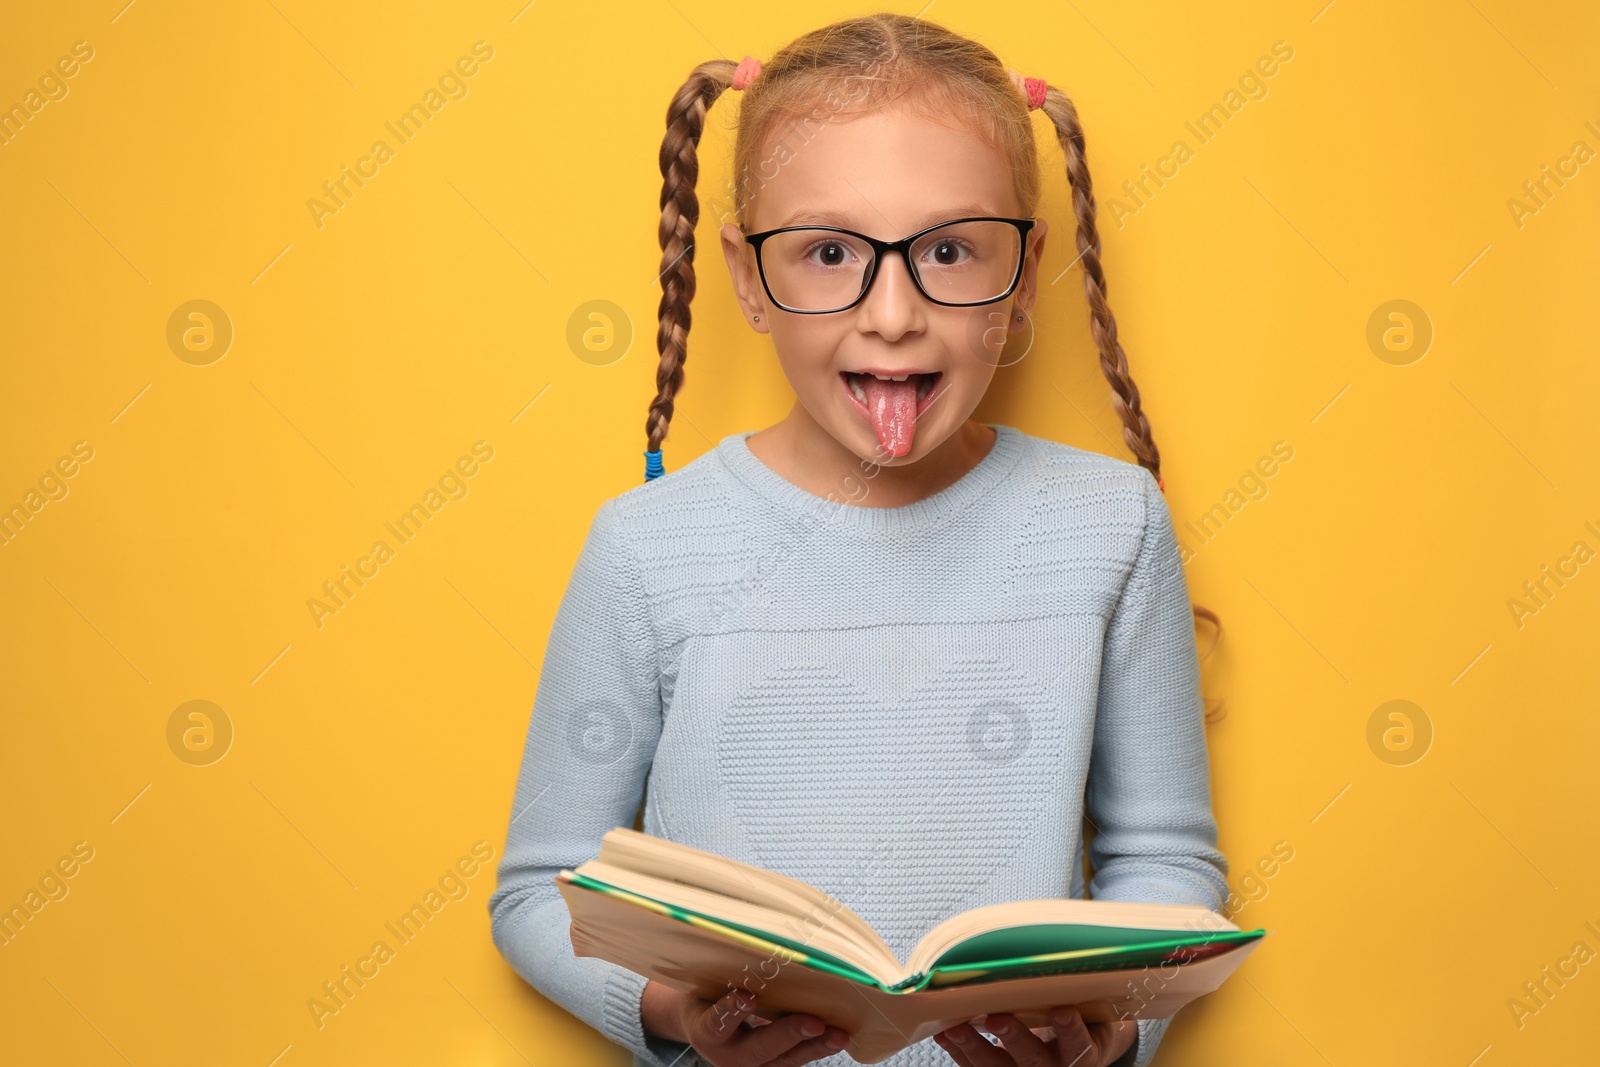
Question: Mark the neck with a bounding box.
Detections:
[746,404,997,508]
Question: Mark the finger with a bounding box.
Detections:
[1084,1018,1134,1065]
[765,1026,852,1066]
[1047,1007,1097,1067]
[977,1013,1052,1067]
[933,1028,979,1067]
[936,1022,1012,1067]
[729,1011,835,1065]
[692,988,758,1046]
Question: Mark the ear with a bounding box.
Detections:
[720,221,770,333]
[1011,217,1049,330]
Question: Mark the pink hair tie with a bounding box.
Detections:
[1006,69,1048,110]
[1024,76,1047,110]
[732,55,762,91]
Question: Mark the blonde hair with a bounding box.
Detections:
[649,13,1224,718]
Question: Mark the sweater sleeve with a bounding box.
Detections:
[486,499,692,1067]
[1085,468,1230,1067]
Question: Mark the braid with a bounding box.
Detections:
[647,60,736,468]
[1041,89,1158,476]
[1039,86,1226,721]
[642,25,1227,721]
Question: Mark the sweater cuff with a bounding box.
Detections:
[1105,1020,1140,1067]
[602,966,698,1067]
[1130,1015,1170,1067]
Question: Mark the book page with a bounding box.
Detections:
[578,847,905,982]
[905,898,1243,978]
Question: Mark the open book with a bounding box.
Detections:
[556,828,1267,1063]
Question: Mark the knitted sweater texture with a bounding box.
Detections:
[488,423,1229,1067]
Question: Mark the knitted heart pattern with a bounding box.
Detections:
[716,656,1067,963]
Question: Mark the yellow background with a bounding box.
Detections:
[3,1,1597,1063]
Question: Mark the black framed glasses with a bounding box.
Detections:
[742,216,1037,314]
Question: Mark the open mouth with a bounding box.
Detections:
[839,371,944,458]
[839,371,942,413]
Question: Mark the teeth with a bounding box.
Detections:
[845,371,938,404]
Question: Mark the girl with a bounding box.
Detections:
[490,13,1229,1067]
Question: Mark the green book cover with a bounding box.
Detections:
[564,870,1266,994]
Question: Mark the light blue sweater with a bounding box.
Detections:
[489,423,1229,1067]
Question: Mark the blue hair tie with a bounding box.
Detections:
[644,449,664,481]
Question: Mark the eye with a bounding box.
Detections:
[922,238,976,268]
[802,239,857,269]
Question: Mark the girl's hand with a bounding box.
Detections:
[642,981,851,1066]
[932,1006,1136,1067]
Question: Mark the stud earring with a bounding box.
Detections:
[753,315,761,322]
[992,305,1035,368]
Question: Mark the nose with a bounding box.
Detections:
[854,248,925,341]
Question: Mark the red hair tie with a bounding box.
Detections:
[1006,69,1047,110]
[1024,76,1047,110]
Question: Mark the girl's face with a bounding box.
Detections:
[719,97,1048,468]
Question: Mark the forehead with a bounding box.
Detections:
[744,100,1019,237]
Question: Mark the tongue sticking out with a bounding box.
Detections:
[859,375,920,457]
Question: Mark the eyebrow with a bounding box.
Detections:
[771,204,1001,232]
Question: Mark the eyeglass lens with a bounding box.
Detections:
[759,220,1023,312]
